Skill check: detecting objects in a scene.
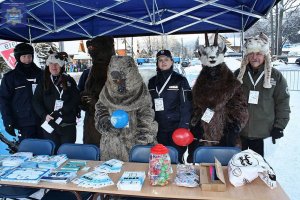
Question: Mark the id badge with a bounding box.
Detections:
[201,108,214,123]
[154,98,164,111]
[32,84,37,94]
[248,90,259,104]
[54,100,64,111]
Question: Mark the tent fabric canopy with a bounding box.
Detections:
[0,0,280,42]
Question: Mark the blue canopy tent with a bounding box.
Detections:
[0,0,280,42]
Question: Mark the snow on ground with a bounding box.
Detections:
[264,91,300,200]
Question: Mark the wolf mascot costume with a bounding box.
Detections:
[80,36,115,146]
[95,56,158,161]
[188,33,249,162]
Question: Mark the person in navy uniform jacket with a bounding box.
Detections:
[0,43,42,140]
[148,50,192,163]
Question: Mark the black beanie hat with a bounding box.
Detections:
[14,43,34,63]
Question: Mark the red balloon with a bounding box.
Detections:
[172,128,194,146]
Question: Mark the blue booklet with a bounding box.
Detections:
[41,170,77,183]
[0,166,15,177]
[0,167,50,184]
[117,171,146,191]
[60,160,87,172]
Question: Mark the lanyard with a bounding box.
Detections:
[50,75,64,99]
[248,71,264,90]
[156,73,172,97]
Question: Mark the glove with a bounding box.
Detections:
[48,120,63,135]
[5,125,16,136]
[271,127,284,144]
[51,110,62,119]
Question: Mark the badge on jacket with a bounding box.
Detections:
[154,98,164,111]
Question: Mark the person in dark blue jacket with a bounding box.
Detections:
[77,68,90,93]
[0,43,42,140]
[148,50,192,163]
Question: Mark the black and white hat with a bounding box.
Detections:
[237,32,272,88]
[46,52,70,67]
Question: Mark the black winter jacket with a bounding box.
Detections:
[148,70,192,132]
[32,74,80,124]
[0,63,42,128]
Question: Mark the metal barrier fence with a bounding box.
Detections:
[280,70,300,91]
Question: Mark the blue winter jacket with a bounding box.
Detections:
[0,63,42,128]
[148,70,192,133]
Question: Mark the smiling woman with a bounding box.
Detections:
[32,52,80,153]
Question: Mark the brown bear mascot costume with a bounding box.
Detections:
[95,56,158,161]
[188,33,249,162]
[80,36,115,146]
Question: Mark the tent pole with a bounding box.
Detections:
[28,18,32,44]
[240,5,244,56]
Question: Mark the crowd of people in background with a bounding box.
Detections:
[65,60,90,72]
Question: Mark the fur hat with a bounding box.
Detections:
[46,52,70,67]
[14,43,34,63]
[237,32,272,88]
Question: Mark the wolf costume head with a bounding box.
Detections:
[237,32,272,88]
[198,32,227,67]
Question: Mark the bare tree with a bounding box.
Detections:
[246,0,300,55]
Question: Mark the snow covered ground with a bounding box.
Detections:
[264,91,300,200]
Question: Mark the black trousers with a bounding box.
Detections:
[157,130,187,164]
[241,137,264,157]
[18,125,41,141]
[42,125,76,153]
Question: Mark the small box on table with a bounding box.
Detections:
[199,158,226,192]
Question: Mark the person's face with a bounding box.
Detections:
[19,54,33,64]
[48,62,61,76]
[247,52,265,69]
[157,56,173,71]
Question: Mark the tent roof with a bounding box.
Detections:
[0,0,280,42]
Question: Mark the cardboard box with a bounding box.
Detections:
[199,158,226,192]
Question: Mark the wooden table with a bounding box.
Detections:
[0,161,290,200]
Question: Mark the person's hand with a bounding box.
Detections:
[271,127,284,144]
[51,110,62,119]
[81,96,92,104]
[5,124,16,136]
[45,114,54,122]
